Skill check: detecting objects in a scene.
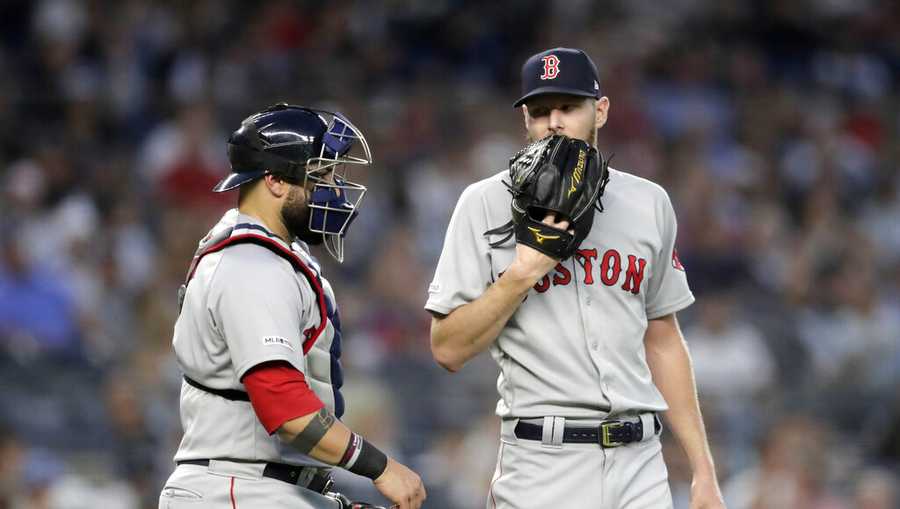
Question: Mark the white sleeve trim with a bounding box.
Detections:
[646,293,695,320]
[424,300,454,316]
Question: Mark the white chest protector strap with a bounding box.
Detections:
[178,226,328,355]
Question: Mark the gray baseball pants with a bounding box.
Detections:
[487,416,673,509]
[159,461,342,509]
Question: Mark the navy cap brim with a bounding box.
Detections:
[513,86,598,108]
[212,170,267,192]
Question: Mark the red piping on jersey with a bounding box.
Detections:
[230,476,237,509]
[184,233,328,354]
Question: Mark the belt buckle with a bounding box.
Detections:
[600,421,624,448]
[321,475,335,495]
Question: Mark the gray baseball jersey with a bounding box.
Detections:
[171,209,344,467]
[425,167,694,419]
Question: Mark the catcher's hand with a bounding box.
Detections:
[504,135,608,259]
[326,491,388,509]
[372,457,425,509]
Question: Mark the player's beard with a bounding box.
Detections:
[587,123,597,147]
[281,185,324,245]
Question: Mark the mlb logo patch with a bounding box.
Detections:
[262,336,295,351]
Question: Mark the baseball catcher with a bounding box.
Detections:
[159,103,425,509]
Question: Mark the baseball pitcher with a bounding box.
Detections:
[426,48,726,509]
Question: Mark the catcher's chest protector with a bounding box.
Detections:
[178,220,347,417]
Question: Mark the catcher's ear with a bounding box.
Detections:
[521,105,531,128]
[263,173,290,199]
[595,97,610,129]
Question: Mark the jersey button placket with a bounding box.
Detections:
[586,296,598,350]
[578,272,600,353]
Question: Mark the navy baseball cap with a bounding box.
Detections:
[513,47,601,108]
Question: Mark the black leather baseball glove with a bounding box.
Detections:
[485,135,610,259]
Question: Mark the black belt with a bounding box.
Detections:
[177,459,333,494]
[514,415,661,447]
[183,376,250,402]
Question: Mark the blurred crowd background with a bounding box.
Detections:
[0,0,898,508]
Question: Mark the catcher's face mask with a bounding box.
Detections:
[304,111,370,263]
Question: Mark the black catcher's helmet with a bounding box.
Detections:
[213,103,372,262]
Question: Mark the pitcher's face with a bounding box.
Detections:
[523,95,608,146]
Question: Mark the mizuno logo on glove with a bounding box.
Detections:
[527,226,561,244]
[567,148,587,198]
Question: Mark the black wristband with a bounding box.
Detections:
[347,438,388,480]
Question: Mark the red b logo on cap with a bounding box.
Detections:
[540,55,560,80]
